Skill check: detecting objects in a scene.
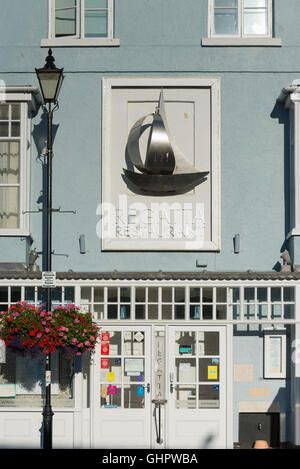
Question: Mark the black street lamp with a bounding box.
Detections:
[35,49,64,450]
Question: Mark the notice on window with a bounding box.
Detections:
[208,366,218,380]
[125,358,144,373]
[101,358,109,369]
[107,372,115,382]
[101,343,110,355]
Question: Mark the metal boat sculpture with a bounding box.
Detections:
[123,90,209,195]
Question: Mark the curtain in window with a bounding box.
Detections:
[0,141,20,228]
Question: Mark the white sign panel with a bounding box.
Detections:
[42,271,56,288]
[101,78,220,251]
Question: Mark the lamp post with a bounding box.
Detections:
[35,49,64,450]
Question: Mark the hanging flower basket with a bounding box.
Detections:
[0,302,99,356]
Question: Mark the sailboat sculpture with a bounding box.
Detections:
[123,90,209,194]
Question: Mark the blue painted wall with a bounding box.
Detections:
[0,0,298,272]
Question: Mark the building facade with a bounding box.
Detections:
[0,0,300,449]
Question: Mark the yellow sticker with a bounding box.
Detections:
[101,385,108,398]
[208,366,218,380]
[107,372,115,382]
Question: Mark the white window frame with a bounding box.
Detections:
[264,329,287,379]
[41,0,120,47]
[203,0,282,46]
[0,88,39,236]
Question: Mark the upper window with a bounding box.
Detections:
[0,88,38,236]
[203,0,281,46]
[212,0,271,37]
[41,0,120,47]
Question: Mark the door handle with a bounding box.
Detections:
[170,372,174,393]
[146,383,151,393]
[258,423,262,431]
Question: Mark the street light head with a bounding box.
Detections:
[35,49,64,104]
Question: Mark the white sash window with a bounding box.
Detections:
[203,0,281,46]
[0,89,38,236]
[42,0,119,47]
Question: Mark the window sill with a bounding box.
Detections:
[41,37,120,47]
[0,229,30,237]
[202,37,282,47]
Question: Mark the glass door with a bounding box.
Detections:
[92,326,152,448]
[167,326,227,448]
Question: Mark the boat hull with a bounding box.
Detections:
[123,169,208,194]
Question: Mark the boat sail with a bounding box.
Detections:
[123,90,209,194]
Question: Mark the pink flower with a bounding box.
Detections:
[44,328,50,333]
[72,338,78,344]
[84,341,91,347]
[37,332,42,338]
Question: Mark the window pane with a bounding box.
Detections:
[271,287,281,302]
[215,0,237,6]
[244,288,255,302]
[175,287,185,303]
[0,142,20,184]
[56,0,76,7]
[0,123,9,137]
[0,187,19,229]
[190,287,200,303]
[120,305,130,319]
[108,287,117,302]
[244,0,267,7]
[120,287,130,302]
[199,358,220,382]
[124,385,145,409]
[203,305,213,319]
[0,105,9,120]
[55,7,77,37]
[175,305,185,320]
[86,0,107,7]
[85,10,107,37]
[11,104,20,120]
[148,288,158,302]
[162,287,172,302]
[0,287,8,303]
[107,304,118,319]
[284,287,294,302]
[94,287,104,302]
[216,287,226,302]
[176,358,196,383]
[199,385,219,408]
[257,287,267,302]
[11,287,21,302]
[203,288,213,303]
[11,123,20,137]
[176,385,196,409]
[214,9,238,35]
[244,10,267,35]
[148,304,158,319]
[135,287,145,303]
[25,286,35,302]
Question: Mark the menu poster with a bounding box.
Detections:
[101,358,109,369]
[101,343,110,355]
[101,333,110,343]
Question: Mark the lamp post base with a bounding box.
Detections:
[42,405,54,449]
